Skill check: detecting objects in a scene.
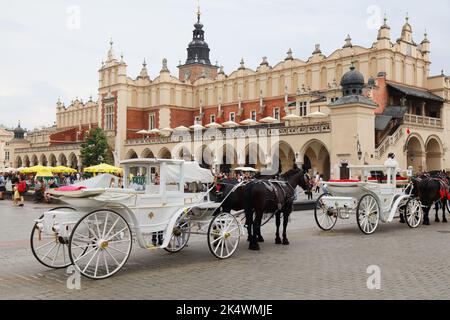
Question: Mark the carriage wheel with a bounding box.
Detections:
[68,209,132,280]
[314,193,337,231]
[356,195,380,235]
[208,213,241,259]
[164,214,191,253]
[405,198,423,229]
[30,207,75,269]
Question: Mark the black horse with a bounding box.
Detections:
[243,165,310,251]
[213,180,246,214]
[409,171,449,225]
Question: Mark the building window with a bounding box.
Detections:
[251,110,257,121]
[5,150,10,161]
[273,107,280,121]
[210,114,216,124]
[105,104,115,131]
[148,113,156,130]
[229,112,236,122]
[299,101,308,117]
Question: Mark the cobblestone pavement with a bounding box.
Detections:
[0,200,449,300]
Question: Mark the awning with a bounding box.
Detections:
[382,106,408,119]
[387,82,444,102]
[375,115,393,131]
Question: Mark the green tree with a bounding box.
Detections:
[80,128,111,167]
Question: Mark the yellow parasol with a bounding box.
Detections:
[35,169,54,178]
[84,163,123,175]
[52,166,77,174]
[20,165,49,174]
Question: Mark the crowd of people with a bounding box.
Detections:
[305,172,325,200]
[0,171,85,207]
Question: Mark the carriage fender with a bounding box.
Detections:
[387,195,410,223]
[160,206,191,249]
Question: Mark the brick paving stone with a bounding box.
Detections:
[0,200,449,299]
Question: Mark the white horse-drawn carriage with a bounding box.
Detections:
[30,159,242,279]
[314,163,423,235]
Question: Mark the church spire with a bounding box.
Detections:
[184,3,211,65]
[178,3,218,82]
[107,37,115,62]
[196,0,201,23]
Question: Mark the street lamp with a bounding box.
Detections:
[356,135,362,161]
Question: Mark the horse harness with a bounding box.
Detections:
[257,179,296,210]
[416,173,450,200]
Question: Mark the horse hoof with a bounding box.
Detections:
[423,220,430,226]
[443,219,448,223]
[275,238,282,245]
[257,236,265,243]
[249,243,260,251]
[399,219,406,224]
[247,237,251,242]
[435,218,440,223]
[282,239,290,245]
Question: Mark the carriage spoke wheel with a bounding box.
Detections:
[356,195,380,235]
[405,198,423,229]
[69,210,132,280]
[314,193,337,231]
[164,215,191,253]
[30,207,75,269]
[208,213,241,259]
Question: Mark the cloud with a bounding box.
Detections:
[0,82,65,129]
[0,0,449,129]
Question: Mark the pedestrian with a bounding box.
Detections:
[307,178,314,200]
[15,176,26,207]
[0,173,5,200]
[33,178,45,203]
[314,172,321,194]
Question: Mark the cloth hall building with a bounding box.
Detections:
[9,11,450,180]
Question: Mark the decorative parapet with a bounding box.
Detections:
[403,114,443,128]
[375,126,404,159]
[125,122,331,146]
[15,143,81,154]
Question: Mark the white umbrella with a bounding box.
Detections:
[149,128,162,135]
[160,127,174,133]
[222,121,239,128]
[282,114,302,121]
[189,123,206,130]
[205,122,223,129]
[137,129,149,135]
[240,118,258,126]
[260,116,278,124]
[306,111,328,118]
[174,126,190,131]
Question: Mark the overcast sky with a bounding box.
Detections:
[1,0,449,130]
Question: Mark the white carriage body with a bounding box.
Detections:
[321,164,413,226]
[38,159,216,250]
